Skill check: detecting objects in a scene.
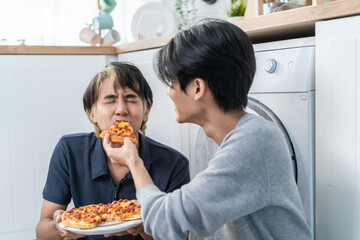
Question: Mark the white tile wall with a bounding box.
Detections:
[0,55,112,239]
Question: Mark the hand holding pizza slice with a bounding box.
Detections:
[99,120,137,145]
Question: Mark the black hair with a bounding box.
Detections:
[155,19,256,112]
[83,62,153,135]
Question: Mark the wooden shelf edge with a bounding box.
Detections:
[0,46,116,55]
[115,34,175,54]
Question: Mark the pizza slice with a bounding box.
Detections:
[106,199,141,222]
[61,207,102,229]
[99,120,137,145]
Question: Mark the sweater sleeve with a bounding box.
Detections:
[136,125,273,239]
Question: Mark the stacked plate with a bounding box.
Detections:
[131,2,178,40]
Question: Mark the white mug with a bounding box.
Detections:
[102,29,120,46]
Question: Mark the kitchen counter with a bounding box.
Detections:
[0,0,359,55]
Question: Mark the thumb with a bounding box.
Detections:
[104,132,111,144]
[123,137,133,145]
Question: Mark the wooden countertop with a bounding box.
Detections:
[0,0,359,55]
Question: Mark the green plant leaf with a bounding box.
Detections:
[228,0,246,16]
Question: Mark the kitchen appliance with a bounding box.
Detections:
[193,37,315,239]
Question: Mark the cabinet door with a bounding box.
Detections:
[0,55,110,239]
[316,16,360,240]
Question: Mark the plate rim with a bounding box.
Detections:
[58,219,142,235]
[131,2,178,40]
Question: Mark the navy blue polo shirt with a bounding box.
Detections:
[43,132,190,240]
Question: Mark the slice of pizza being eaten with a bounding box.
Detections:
[99,120,137,145]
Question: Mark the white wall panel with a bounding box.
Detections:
[0,54,111,239]
[0,68,16,234]
[8,67,38,231]
[31,67,58,213]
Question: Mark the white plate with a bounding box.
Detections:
[131,2,177,40]
[59,220,142,235]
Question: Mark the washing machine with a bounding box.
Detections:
[193,37,315,239]
[249,36,315,238]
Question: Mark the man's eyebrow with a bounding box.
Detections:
[104,94,118,99]
[124,93,138,99]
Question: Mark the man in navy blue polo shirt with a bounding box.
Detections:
[36,62,190,240]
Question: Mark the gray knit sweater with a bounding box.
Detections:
[137,113,311,240]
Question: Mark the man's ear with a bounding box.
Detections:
[143,104,151,122]
[193,78,206,101]
[89,108,97,124]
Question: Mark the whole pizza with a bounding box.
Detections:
[61,199,141,229]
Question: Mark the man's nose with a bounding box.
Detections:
[115,101,128,115]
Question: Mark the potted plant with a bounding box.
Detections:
[175,0,197,30]
[227,0,246,22]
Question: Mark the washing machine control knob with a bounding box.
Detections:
[264,59,277,73]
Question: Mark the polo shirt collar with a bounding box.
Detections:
[90,133,151,180]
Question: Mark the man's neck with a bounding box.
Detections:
[202,110,246,146]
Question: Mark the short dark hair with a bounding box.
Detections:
[155,19,256,112]
[83,62,153,136]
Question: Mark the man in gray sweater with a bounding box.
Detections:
[103,19,311,240]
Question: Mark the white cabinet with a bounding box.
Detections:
[118,49,198,164]
[316,16,360,240]
[0,55,114,239]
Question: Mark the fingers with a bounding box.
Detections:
[53,210,86,239]
[53,210,66,236]
[123,137,133,146]
[104,231,128,237]
[103,133,111,146]
[103,133,114,156]
[53,210,64,223]
[127,224,144,236]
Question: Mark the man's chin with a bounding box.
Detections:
[176,117,185,124]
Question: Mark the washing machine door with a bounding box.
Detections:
[247,96,297,181]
